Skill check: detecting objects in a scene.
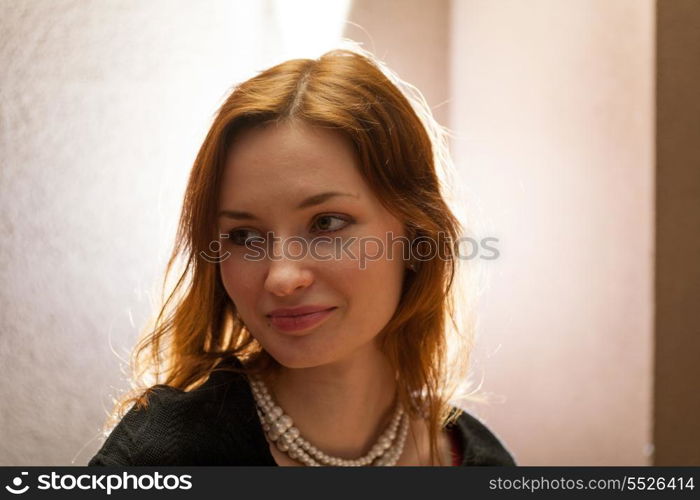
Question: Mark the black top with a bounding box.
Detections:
[88,358,516,466]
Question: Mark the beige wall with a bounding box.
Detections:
[449,0,655,464]
[344,0,656,466]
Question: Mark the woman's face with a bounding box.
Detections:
[217,120,407,369]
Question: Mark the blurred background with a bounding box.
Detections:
[1,0,698,466]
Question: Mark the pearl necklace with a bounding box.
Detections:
[249,375,410,466]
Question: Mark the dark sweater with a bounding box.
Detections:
[88,358,516,466]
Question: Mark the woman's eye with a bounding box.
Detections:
[312,215,351,233]
[226,215,351,247]
[228,229,264,247]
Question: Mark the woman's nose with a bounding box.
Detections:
[263,238,314,296]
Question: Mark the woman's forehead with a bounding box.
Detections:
[227,120,354,162]
[221,122,365,198]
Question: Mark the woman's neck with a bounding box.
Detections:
[263,344,398,458]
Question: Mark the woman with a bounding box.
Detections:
[89,48,515,466]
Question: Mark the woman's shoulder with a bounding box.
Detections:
[448,407,517,466]
[88,357,271,466]
[88,384,188,465]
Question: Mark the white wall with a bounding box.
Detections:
[0,0,349,465]
[449,0,655,464]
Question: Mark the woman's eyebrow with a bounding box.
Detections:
[219,191,358,220]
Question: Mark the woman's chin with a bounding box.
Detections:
[264,349,336,370]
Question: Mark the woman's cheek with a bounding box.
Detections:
[219,257,252,304]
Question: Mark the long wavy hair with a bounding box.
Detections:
[105,47,473,466]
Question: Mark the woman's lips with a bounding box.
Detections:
[268,307,337,333]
